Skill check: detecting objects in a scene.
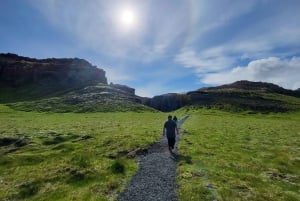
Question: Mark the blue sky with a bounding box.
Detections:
[1,0,300,97]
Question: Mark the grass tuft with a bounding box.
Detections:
[70,154,91,168]
[17,181,39,199]
[111,159,125,174]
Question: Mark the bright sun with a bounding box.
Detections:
[121,10,134,24]
[119,9,136,28]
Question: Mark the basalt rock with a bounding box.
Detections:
[0,53,107,98]
[145,93,189,112]
[110,83,135,95]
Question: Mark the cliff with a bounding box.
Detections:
[0,53,155,112]
[0,53,107,101]
[1,53,299,113]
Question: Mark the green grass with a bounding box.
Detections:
[189,90,300,113]
[2,83,156,113]
[6,97,155,113]
[0,104,166,200]
[177,108,300,201]
[2,103,300,201]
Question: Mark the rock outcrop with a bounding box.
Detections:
[0,53,107,90]
[145,93,189,112]
[1,53,299,113]
[0,53,155,112]
[109,83,135,95]
[0,53,108,102]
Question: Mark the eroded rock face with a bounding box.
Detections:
[109,83,135,95]
[145,93,189,112]
[0,53,107,88]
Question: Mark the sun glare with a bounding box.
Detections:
[118,7,138,31]
[121,9,135,25]
[113,5,140,34]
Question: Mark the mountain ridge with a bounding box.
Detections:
[146,80,300,112]
[1,53,299,113]
[198,80,300,97]
[0,53,107,102]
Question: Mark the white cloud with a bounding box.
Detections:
[174,0,300,91]
[202,57,300,90]
[174,48,235,73]
[186,0,257,46]
[30,0,192,62]
[135,82,189,97]
[105,67,133,84]
[135,84,164,97]
[28,0,300,95]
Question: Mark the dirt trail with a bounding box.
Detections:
[118,116,189,201]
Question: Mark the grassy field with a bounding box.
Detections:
[177,108,300,201]
[0,105,166,200]
[1,104,300,201]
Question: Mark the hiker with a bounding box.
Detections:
[173,116,178,125]
[163,115,179,154]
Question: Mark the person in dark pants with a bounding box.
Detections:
[163,115,179,154]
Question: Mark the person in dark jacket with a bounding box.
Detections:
[173,116,178,125]
[163,115,179,154]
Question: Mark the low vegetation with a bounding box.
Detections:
[1,102,300,201]
[177,108,300,201]
[4,84,154,113]
[7,98,154,113]
[0,105,165,200]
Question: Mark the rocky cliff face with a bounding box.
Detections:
[109,83,135,95]
[145,93,189,112]
[0,53,107,89]
[0,53,154,112]
[1,53,299,113]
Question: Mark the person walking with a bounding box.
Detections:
[173,116,178,125]
[163,115,179,154]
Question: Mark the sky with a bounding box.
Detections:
[0,0,300,97]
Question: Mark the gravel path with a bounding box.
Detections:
[117,137,178,201]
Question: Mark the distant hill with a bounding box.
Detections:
[1,53,299,113]
[146,81,300,112]
[7,83,154,112]
[0,53,154,112]
[0,53,107,102]
[201,80,300,97]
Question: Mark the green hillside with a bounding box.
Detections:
[1,53,299,113]
[187,81,300,113]
[188,90,300,113]
[0,53,154,113]
[5,84,155,113]
[146,81,300,113]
